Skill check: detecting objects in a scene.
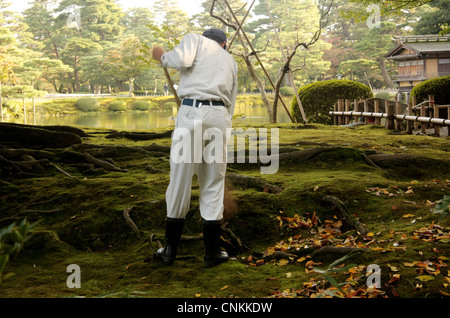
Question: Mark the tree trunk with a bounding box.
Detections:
[73,57,80,92]
[237,32,273,122]
[128,78,135,97]
[378,58,395,89]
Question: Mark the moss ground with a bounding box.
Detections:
[0,123,449,298]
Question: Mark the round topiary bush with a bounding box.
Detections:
[109,100,127,112]
[76,97,99,112]
[164,101,177,109]
[291,80,373,124]
[279,86,295,96]
[411,75,450,105]
[132,100,150,111]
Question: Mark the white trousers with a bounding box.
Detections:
[166,104,232,221]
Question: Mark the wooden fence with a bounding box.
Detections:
[329,95,450,137]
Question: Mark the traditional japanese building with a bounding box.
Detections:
[386,34,450,100]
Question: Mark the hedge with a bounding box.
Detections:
[291,80,373,124]
[76,97,99,112]
[279,86,295,96]
[109,101,127,112]
[132,100,151,111]
[411,75,450,105]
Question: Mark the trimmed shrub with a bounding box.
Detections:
[109,101,127,112]
[374,91,393,100]
[279,86,295,96]
[3,101,19,113]
[411,75,450,105]
[76,97,99,112]
[291,80,373,124]
[132,100,150,111]
[164,102,177,109]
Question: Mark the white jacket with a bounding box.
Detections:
[161,33,238,116]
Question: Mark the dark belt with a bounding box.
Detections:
[182,98,225,107]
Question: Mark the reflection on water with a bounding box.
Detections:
[5,105,291,130]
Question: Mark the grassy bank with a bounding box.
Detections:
[1,94,273,118]
[0,123,449,298]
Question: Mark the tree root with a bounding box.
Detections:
[105,130,173,141]
[322,195,369,235]
[0,123,82,148]
[123,207,140,237]
[83,152,127,172]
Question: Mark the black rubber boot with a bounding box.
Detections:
[203,219,229,268]
[156,217,185,265]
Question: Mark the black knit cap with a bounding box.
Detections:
[202,28,227,44]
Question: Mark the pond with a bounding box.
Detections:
[4,105,293,130]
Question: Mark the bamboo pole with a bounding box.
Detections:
[163,67,181,108]
[328,110,450,125]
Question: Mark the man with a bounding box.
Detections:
[152,29,238,267]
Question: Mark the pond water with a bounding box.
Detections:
[4,105,292,130]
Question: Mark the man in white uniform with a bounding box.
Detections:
[152,29,238,267]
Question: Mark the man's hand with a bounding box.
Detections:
[152,47,166,62]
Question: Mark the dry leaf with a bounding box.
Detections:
[416,275,435,282]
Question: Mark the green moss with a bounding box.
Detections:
[0,124,448,298]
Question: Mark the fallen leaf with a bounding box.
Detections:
[402,214,415,218]
[388,264,399,272]
[416,275,435,282]
[277,259,289,266]
[220,285,229,291]
[387,274,401,284]
[403,262,418,267]
[296,257,306,263]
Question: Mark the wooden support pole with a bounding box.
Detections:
[420,100,426,133]
[386,100,395,130]
[430,95,440,137]
[447,105,450,136]
[374,99,380,126]
[333,102,337,126]
[337,99,343,126]
[344,99,350,125]
[364,99,369,125]
[395,97,402,131]
[413,95,418,131]
[407,98,413,134]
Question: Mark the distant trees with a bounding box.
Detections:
[0,0,446,103]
